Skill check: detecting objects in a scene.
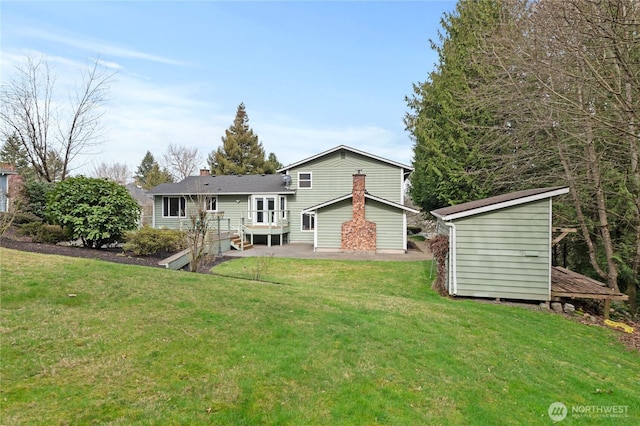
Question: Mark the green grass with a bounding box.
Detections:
[1,248,637,425]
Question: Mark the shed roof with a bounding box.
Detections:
[277,145,413,176]
[430,187,569,221]
[148,174,296,196]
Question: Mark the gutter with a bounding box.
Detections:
[443,221,457,296]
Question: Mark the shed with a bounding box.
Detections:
[430,187,569,301]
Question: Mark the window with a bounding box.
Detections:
[205,196,218,212]
[302,213,315,231]
[298,172,312,189]
[163,196,186,217]
[280,196,287,219]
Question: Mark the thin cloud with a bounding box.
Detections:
[19,27,189,66]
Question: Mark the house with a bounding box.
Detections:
[430,187,570,301]
[125,183,154,226]
[0,166,19,213]
[148,145,418,253]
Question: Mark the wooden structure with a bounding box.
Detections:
[551,266,628,319]
[430,187,570,301]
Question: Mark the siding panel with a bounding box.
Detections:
[453,199,551,301]
[287,150,404,243]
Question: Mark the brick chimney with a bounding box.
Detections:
[341,173,376,252]
[200,168,211,176]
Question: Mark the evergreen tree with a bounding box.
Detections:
[405,0,502,212]
[144,163,174,190]
[134,151,156,187]
[0,134,30,174]
[134,151,173,189]
[264,152,283,174]
[207,103,271,175]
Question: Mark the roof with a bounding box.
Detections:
[430,187,569,221]
[551,267,628,300]
[0,167,18,175]
[277,145,413,175]
[148,174,296,196]
[302,192,420,214]
[125,183,153,205]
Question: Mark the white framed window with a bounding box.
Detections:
[280,196,287,219]
[205,196,218,212]
[163,196,186,218]
[298,172,312,189]
[302,212,315,231]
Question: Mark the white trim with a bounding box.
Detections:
[313,212,318,251]
[547,198,553,301]
[444,222,457,296]
[277,145,413,173]
[400,168,404,204]
[302,193,419,215]
[432,187,569,221]
[162,196,187,218]
[152,197,156,227]
[365,194,420,213]
[403,212,408,251]
[205,195,218,212]
[301,211,315,232]
[302,194,352,214]
[297,171,312,189]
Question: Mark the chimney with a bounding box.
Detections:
[341,172,376,252]
[352,173,366,222]
[200,168,211,176]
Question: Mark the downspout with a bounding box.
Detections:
[152,196,156,228]
[443,221,457,296]
[547,198,552,301]
[403,211,408,252]
[313,212,318,252]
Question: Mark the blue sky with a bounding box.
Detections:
[1,1,455,176]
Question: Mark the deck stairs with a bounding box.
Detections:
[230,234,253,251]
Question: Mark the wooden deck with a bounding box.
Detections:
[551,266,628,319]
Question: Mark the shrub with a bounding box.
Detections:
[22,180,55,219]
[19,222,68,244]
[12,212,43,225]
[46,177,141,249]
[123,227,186,256]
[407,226,422,235]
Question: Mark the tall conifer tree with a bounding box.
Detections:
[208,103,271,175]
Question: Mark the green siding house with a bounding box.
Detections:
[148,145,417,253]
[431,187,569,301]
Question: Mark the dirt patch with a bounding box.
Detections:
[0,226,231,273]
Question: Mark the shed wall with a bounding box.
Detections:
[452,199,551,301]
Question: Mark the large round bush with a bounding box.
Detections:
[47,176,141,248]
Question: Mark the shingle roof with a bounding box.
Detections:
[148,174,296,195]
[431,187,569,221]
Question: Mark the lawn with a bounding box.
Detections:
[1,248,638,425]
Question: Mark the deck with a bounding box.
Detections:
[551,266,628,319]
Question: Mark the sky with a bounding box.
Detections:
[1,0,455,177]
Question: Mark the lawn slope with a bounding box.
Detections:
[1,248,637,425]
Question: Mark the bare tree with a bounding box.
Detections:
[0,55,115,182]
[91,161,131,185]
[464,0,639,299]
[162,143,201,180]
